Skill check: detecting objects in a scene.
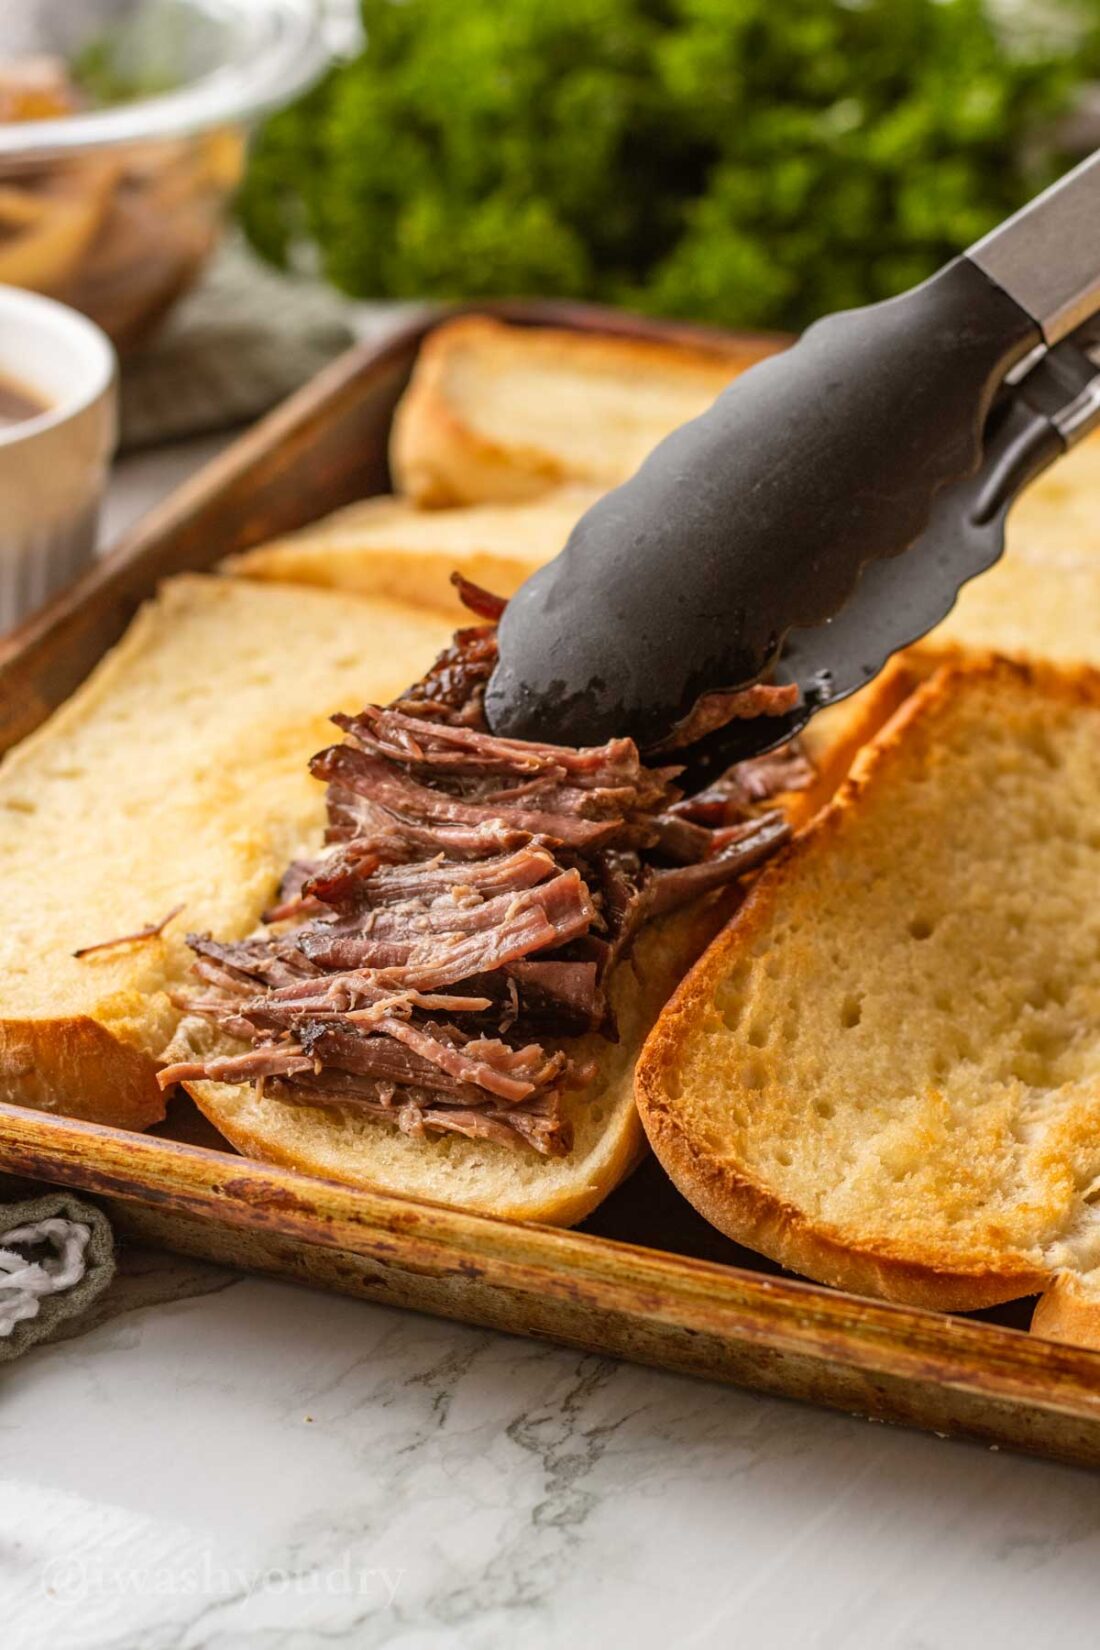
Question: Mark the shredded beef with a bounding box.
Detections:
[668,744,814,825]
[163,586,807,1155]
[397,621,498,726]
[653,682,800,751]
[74,903,185,959]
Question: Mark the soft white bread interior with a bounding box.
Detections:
[637,657,1100,1337]
[0,575,453,1129]
[390,315,774,506]
[223,486,601,617]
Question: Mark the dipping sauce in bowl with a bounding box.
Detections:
[0,282,116,631]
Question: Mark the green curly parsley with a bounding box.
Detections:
[238,0,1098,331]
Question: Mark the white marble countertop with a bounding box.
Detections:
[3,431,1100,1650]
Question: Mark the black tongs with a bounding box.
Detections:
[485,148,1100,767]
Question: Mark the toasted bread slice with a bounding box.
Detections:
[390,316,775,506]
[224,486,601,617]
[0,566,736,1221]
[0,559,867,1223]
[0,576,454,1129]
[637,657,1100,1336]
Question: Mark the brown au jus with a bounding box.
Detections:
[161,580,807,1155]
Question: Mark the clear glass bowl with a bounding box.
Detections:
[0,0,328,349]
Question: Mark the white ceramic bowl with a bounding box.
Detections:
[0,284,117,631]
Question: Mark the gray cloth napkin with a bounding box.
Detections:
[118,239,356,452]
[0,1192,116,1362]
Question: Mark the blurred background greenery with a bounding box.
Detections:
[239,0,1100,332]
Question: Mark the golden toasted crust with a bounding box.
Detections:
[637,656,1100,1315]
[639,965,1048,1312]
[0,1017,165,1130]
[785,654,929,830]
[637,1112,1045,1310]
[1031,1272,1100,1348]
[390,316,774,506]
[785,642,1006,831]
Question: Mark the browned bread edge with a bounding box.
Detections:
[0,1017,166,1130]
[636,656,1100,1314]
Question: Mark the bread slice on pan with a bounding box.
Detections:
[224,485,601,617]
[0,576,454,1129]
[0,558,876,1226]
[390,316,776,506]
[637,656,1100,1341]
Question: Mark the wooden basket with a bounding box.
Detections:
[3,300,1098,1470]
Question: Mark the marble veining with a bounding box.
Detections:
[3,1261,1100,1650]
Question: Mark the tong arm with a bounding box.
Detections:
[968,148,1100,346]
[678,315,1100,782]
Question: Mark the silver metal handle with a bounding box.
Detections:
[967,148,1100,346]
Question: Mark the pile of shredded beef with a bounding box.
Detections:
[160,581,810,1156]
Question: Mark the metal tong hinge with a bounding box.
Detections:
[973,316,1100,525]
